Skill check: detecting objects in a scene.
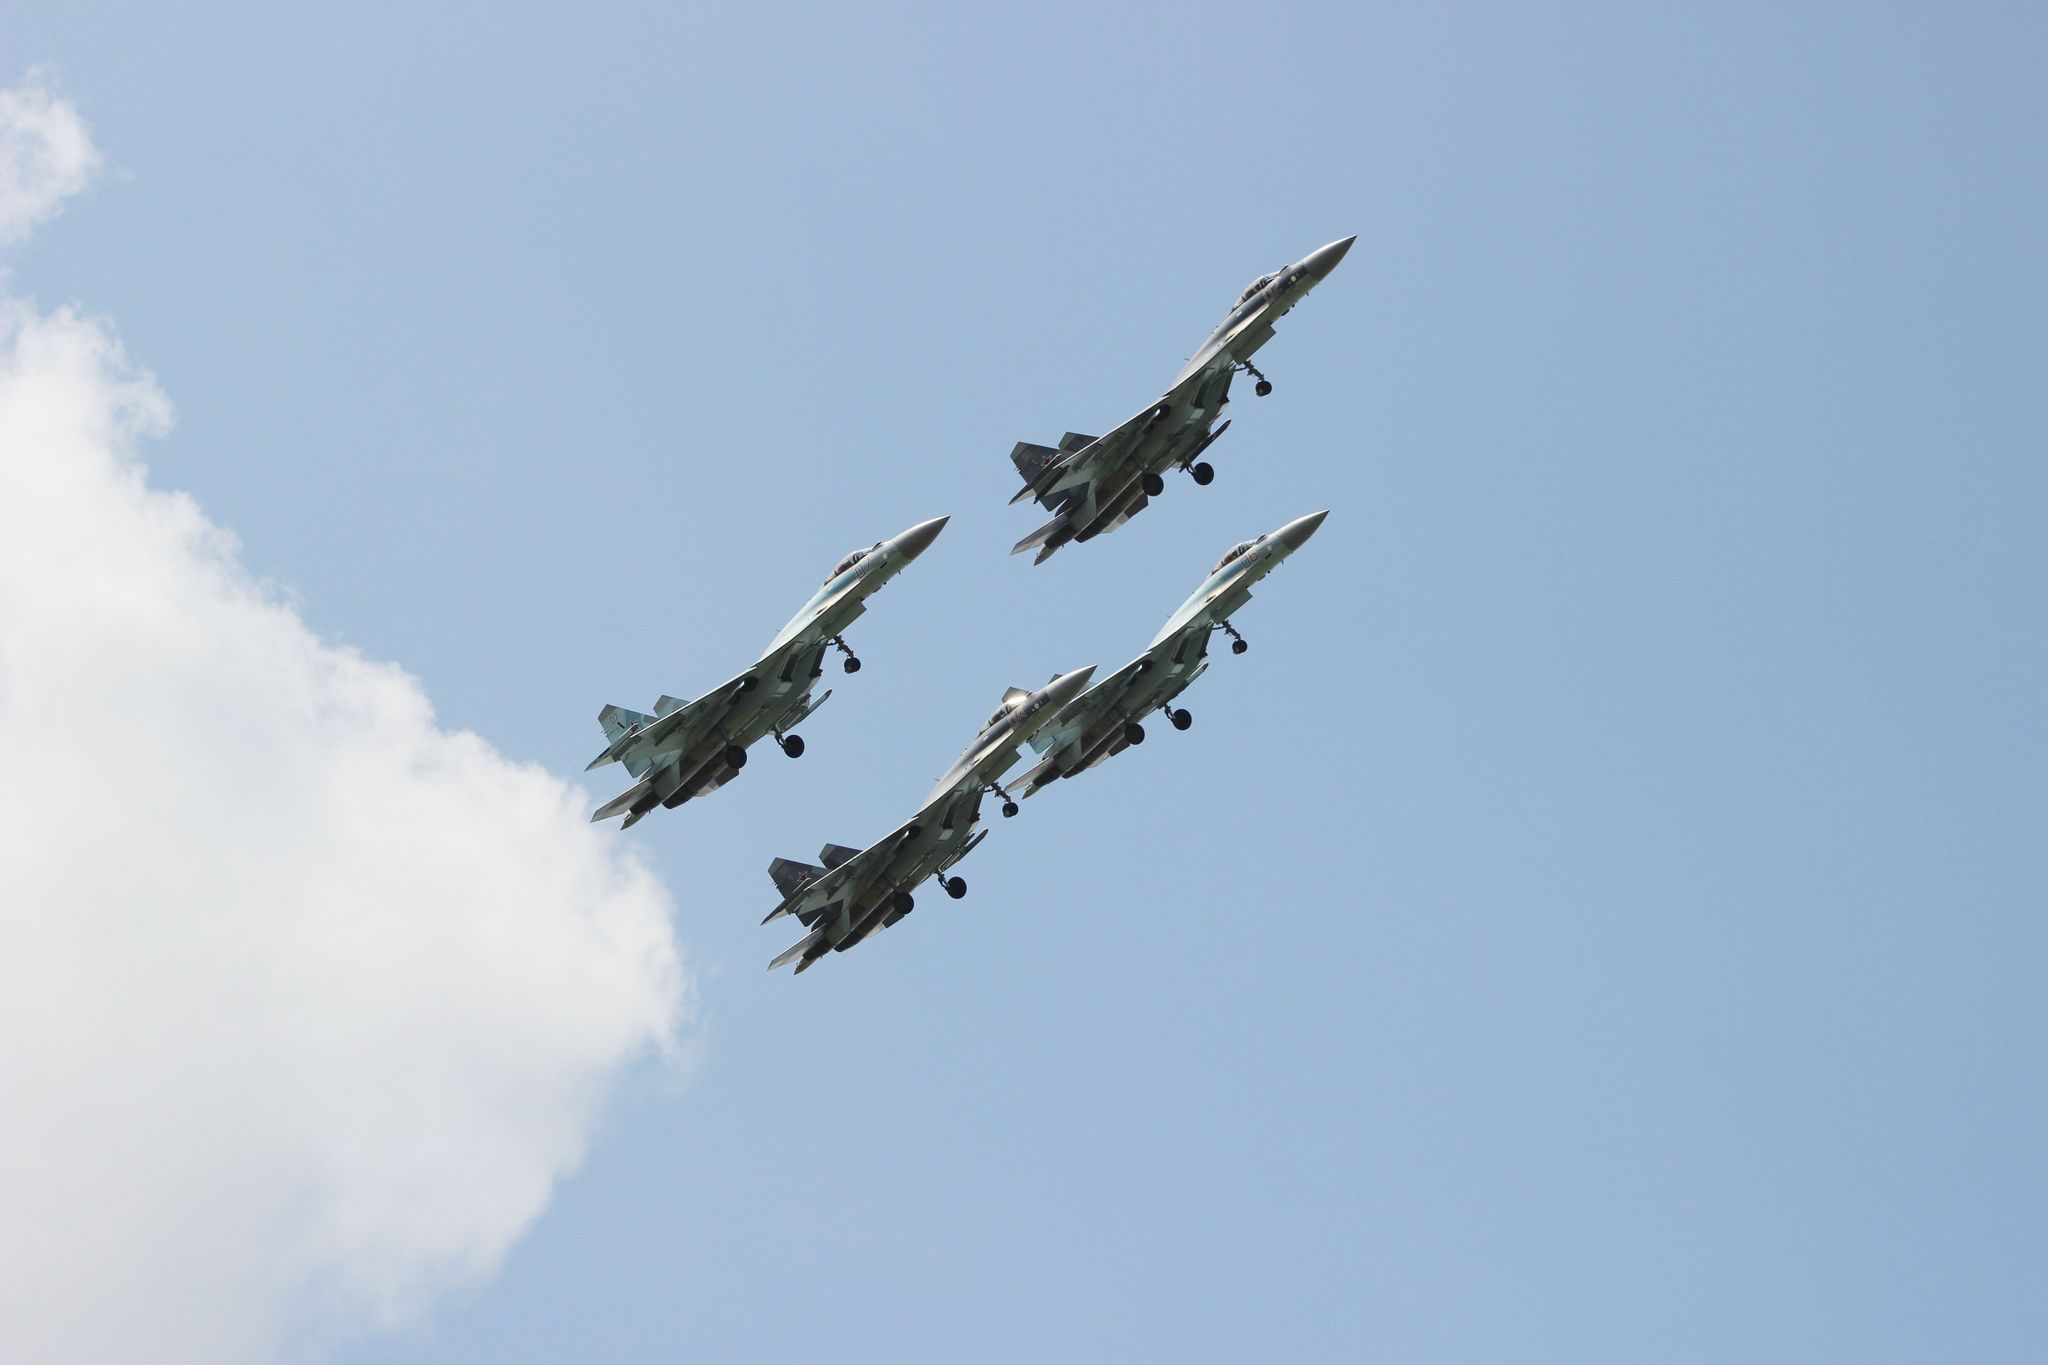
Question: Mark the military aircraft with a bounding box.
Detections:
[1008,235,1354,563]
[1014,511,1327,796]
[762,664,1097,973]
[586,515,949,828]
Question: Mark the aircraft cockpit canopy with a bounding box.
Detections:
[1212,536,1264,573]
[827,546,873,581]
[1236,272,1279,305]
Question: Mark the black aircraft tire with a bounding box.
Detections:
[843,657,862,674]
[1231,638,1249,655]
[781,734,805,758]
[1142,471,1165,497]
[1255,379,1273,397]
[1124,721,1146,746]
[1170,709,1192,731]
[893,890,915,915]
[724,744,748,769]
[1191,462,1215,486]
[1001,800,1019,818]
[944,877,967,900]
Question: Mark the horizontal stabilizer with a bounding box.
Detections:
[1018,753,1063,797]
[592,773,655,823]
[1011,514,1067,556]
[770,928,826,972]
[819,843,863,870]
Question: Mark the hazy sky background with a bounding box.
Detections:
[4,3,2045,1361]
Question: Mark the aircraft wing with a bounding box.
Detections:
[1025,653,1157,759]
[1011,367,1221,511]
[763,815,923,924]
[1019,630,1210,792]
[587,668,757,772]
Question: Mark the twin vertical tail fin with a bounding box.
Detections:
[593,704,656,776]
[769,856,825,900]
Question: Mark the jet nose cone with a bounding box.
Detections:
[1304,234,1356,281]
[1044,665,1097,709]
[1275,509,1329,554]
[894,515,950,560]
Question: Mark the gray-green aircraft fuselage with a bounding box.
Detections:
[1009,236,1353,563]
[586,515,948,828]
[762,664,1097,973]
[1017,511,1327,795]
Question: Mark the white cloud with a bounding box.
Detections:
[0,69,99,247]
[0,80,687,1364]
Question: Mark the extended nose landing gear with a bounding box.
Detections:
[987,779,1020,818]
[829,635,862,673]
[1216,619,1250,655]
[1237,359,1273,397]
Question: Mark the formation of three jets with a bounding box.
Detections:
[586,236,1355,971]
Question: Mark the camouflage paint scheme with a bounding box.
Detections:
[1016,511,1328,796]
[1009,236,1354,563]
[585,515,949,828]
[761,665,1097,973]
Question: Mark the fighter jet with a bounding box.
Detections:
[762,665,1097,973]
[1014,511,1327,796]
[1008,236,1354,563]
[586,515,949,828]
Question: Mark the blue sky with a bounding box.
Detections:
[5,4,2045,1360]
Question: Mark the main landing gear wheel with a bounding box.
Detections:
[988,779,1020,818]
[778,733,805,758]
[892,889,915,915]
[1168,708,1192,731]
[1190,461,1215,486]
[723,743,748,769]
[1123,720,1146,746]
[1141,470,1165,497]
[943,876,967,900]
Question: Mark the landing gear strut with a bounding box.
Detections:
[988,779,1020,818]
[1217,619,1249,655]
[1238,359,1273,397]
[829,635,862,674]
